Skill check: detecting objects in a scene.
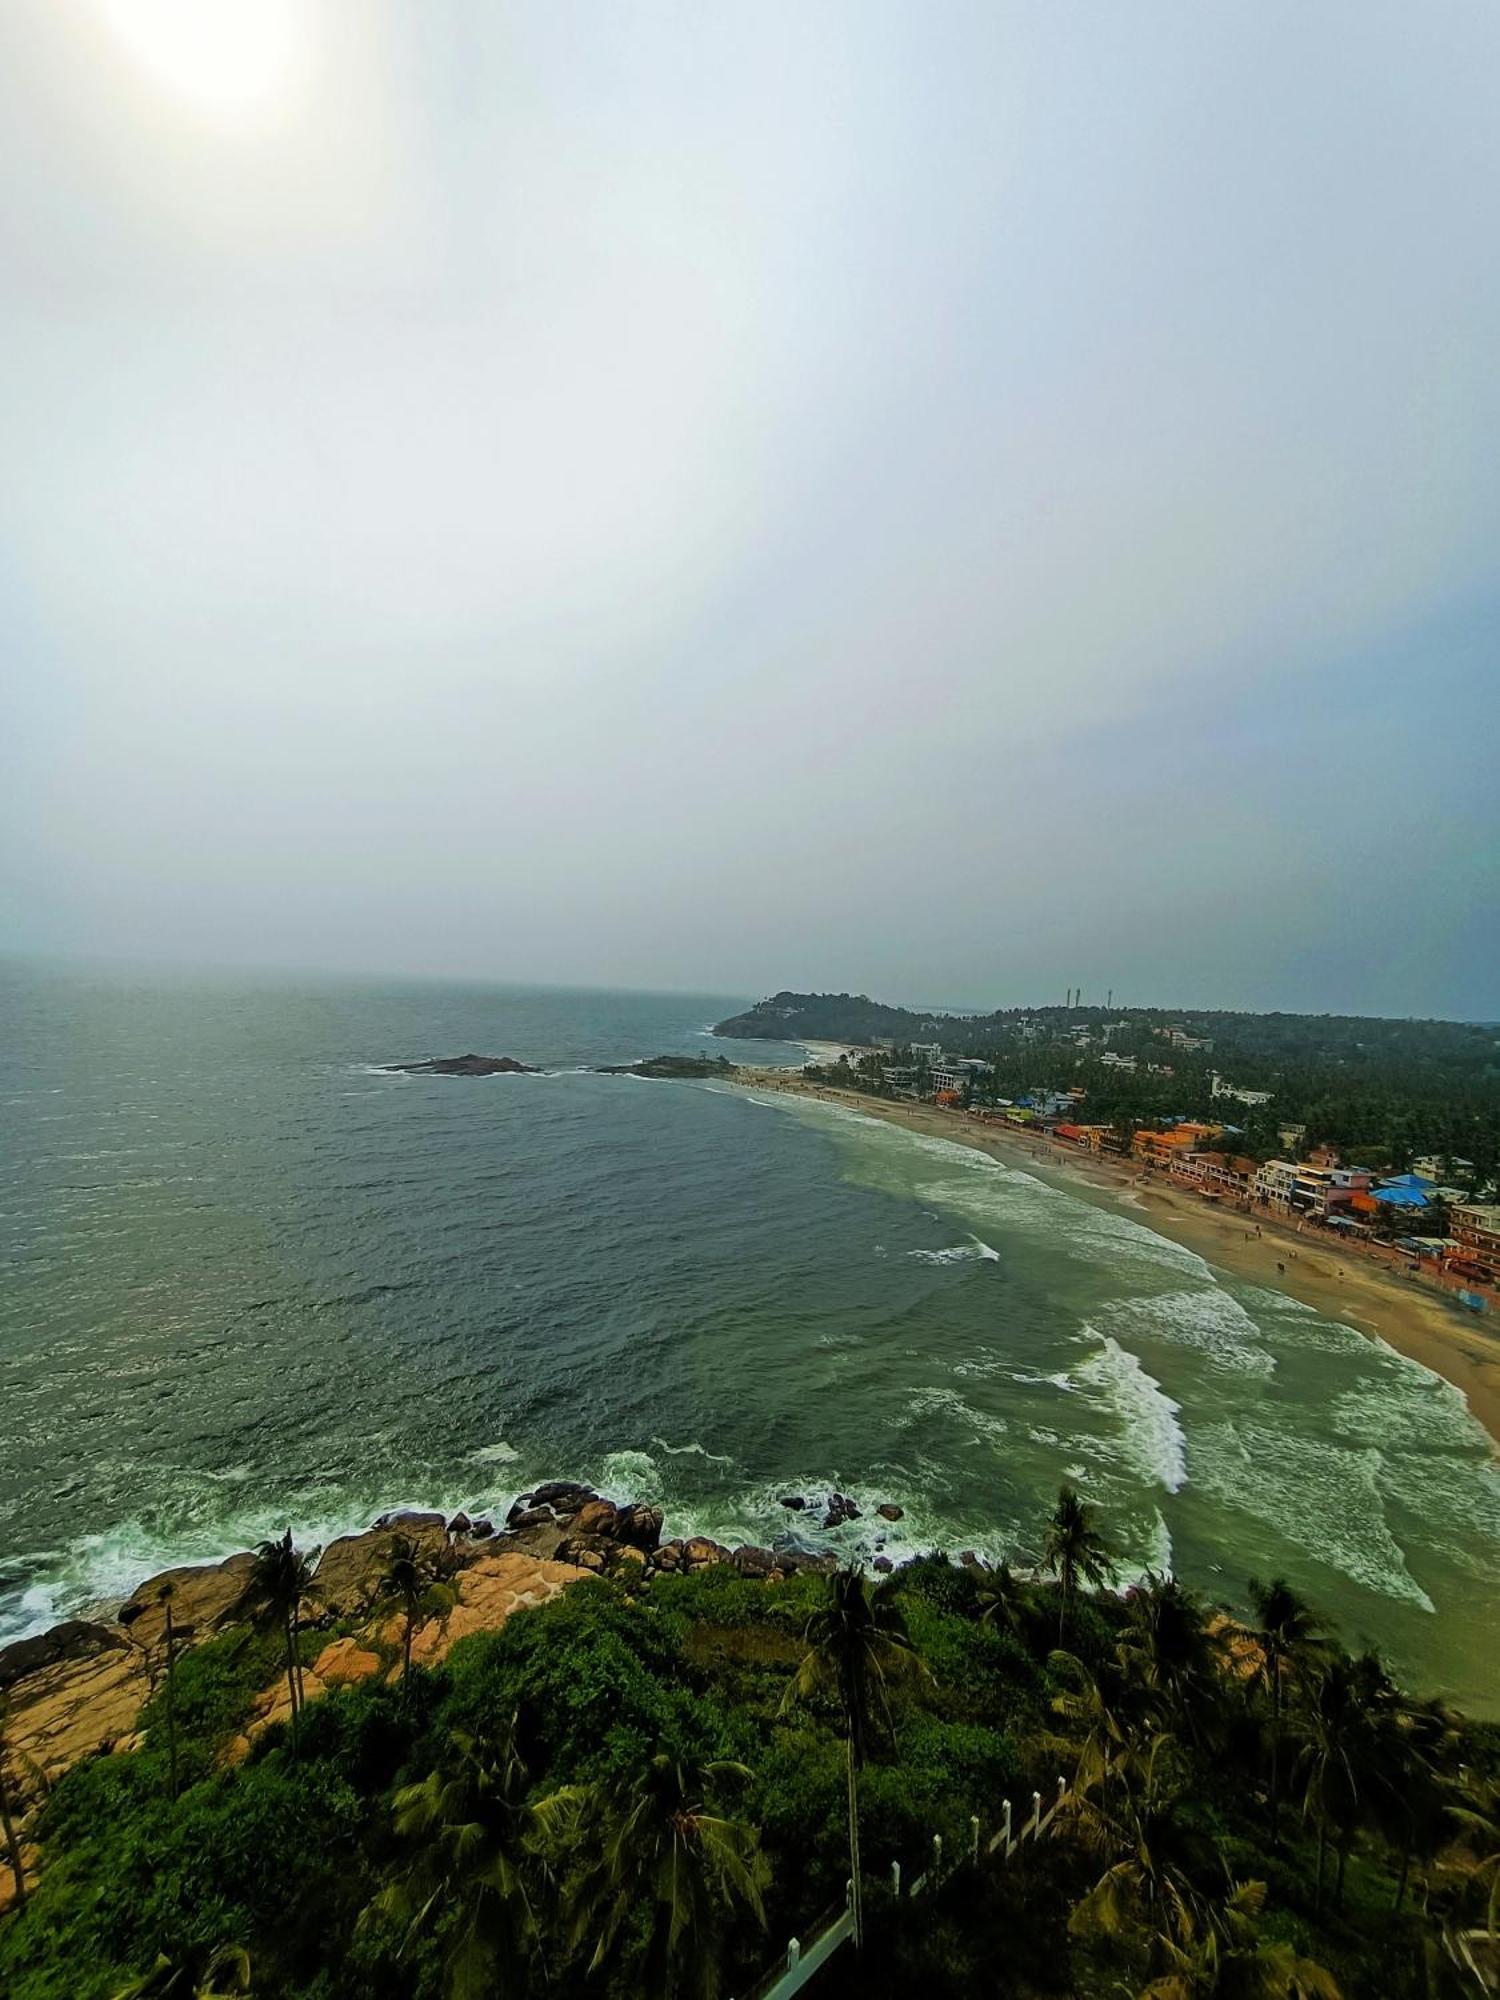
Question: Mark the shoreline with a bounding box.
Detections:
[736,1069,1500,1451]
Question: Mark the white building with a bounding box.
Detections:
[1210,1071,1273,1108]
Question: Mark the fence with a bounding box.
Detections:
[731,1777,1070,2000]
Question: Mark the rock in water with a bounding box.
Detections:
[386,1054,538,1076]
[876,1502,904,1522]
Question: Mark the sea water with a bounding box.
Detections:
[2,959,1497,1712]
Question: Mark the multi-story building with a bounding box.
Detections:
[1449,1204,1500,1283]
[1252,1160,1298,1212]
[1210,1071,1273,1108]
[1100,1051,1137,1073]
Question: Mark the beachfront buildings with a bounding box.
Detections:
[1450,1204,1500,1283]
[1251,1160,1374,1219]
[1133,1124,1220,1169]
[930,1058,993,1096]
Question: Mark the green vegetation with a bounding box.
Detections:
[718,992,1500,1178]
[4,1496,1499,1998]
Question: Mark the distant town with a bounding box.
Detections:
[714,991,1500,1295]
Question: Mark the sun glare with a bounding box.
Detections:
[97,0,308,127]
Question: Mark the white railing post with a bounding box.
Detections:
[1031,1790,1042,1834]
[787,1937,801,1968]
[891,1858,902,1897]
[1002,1797,1012,1849]
[971,1814,981,1863]
[932,1832,943,1876]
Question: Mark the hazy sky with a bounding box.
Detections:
[3,3,1497,1015]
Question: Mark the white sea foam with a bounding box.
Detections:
[903,1385,1010,1452]
[1073,1334,1188,1493]
[908,1237,1001,1265]
[1102,1285,1277,1378]
[467,1441,520,1466]
[651,1437,736,1465]
[1190,1417,1436,1610]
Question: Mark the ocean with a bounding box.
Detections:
[2,959,1498,1712]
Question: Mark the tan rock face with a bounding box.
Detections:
[404,1551,577,1669]
[4,1640,151,1811]
[313,1521,451,1620]
[311,1638,383,1687]
[118,1552,258,1651]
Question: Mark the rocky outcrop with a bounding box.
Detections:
[117,1552,258,1650]
[314,1517,451,1619]
[386,1054,538,1076]
[596,1054,739,1080]
[823,1493,862,1529]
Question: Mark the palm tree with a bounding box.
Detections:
[1067,1740,1213,1955]
[1049,1651,1156,1813]
[235,1529,318,1754]
[372,1712,542,1999]
[975,1559,1030,1639]
[547,1753,768,2000]
[1292,1657,1379,1911]
[156,1582,183,1801]
[0,1703,26,1912]
[1117,1577,1223,1747]
[1137,1879,1343,1997]
[1042,1486,1115,1644]
[378,1533,435,1700]
[781,1565,930,1948]
[1238,1577,1325,1847]
[111,1945,252,1997]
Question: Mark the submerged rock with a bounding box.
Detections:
[876,1503,904,1522]
[823,1493,862,1529]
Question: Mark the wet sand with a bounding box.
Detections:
[738,1071,1500,1450]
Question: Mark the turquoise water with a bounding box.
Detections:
[2,960,1498,1712]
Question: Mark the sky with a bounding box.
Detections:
[2,2,1497,1018]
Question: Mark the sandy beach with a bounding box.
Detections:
[740,1069,1500,1450]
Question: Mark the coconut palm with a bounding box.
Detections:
[1292,1657,1381,1911]
[111,1945,252,1997]
[1049,1651,1157,1811]
[546,1753,768,2000]
[1042,1486,1115,1644]
[1067,1740,1214,1954]
[975,1559,1030,1638]
[155,1581,184,1801]
[1238,1578,1326,1847]
[235,1529,318,1753]
[372,1711,541,1999]
[1117,1576,1223,1746]
[1137,1879,1343,1998]
[378,1532,437,1701]
[781,1565,930,1948]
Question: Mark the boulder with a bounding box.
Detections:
[508,1506,558,1533]
[614,1502,663,1551]
[448,1512,473,1537]
[775,1550,838,1576]
[117,1553,259,1652]
[612,1544,647,1568]
[876,1503,904,1522]
[375,1509,446,1533]
[529,1481,595,1513]
[873,1556,895,1575]
[573,1498,620,1539]
[653,1541,683,1570]
[823,1493,862,1529]
[731,1545,777,1578]
[682,1538,730,1569]
[469,1518,495,1540]
[316,1519,448,1619]
[779,1495,806,1511]
[574,1549,606,1573]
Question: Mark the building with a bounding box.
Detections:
[929,1058,993,1097]
[1210,1071,1273,1108]
[1449,1204,1500,1283]
[1134,1124,1218,1169]
[1100,1051,1137,1073]
[1161,1027,1214,1052]
[1277,1124,1307,1155]
[1372,1172,1437,1214]
[1252,1160,1298,1212]
[909,1042,943,1066]
[1413,1154,1475,1184]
